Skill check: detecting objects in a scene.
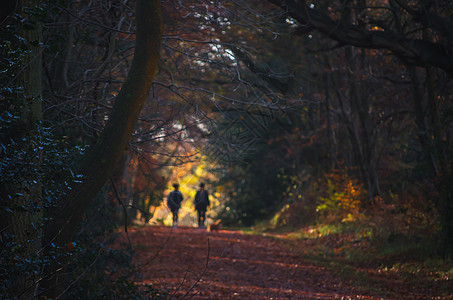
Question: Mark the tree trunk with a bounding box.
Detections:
[42,0,162,297]
[439,169,453,254]
[425,68,453,253]
[343,45,380,202]
[408,66,438,176]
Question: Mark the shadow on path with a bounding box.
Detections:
[120,226,389,299]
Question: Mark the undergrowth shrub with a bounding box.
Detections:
[368,193,439,240]
[316,167,365,223]
[271,169,316,228]
[0,121,79,297]
[273,163,439,247]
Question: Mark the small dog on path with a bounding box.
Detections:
[208,219,222,231]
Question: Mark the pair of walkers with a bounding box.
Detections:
[167,183,210,228]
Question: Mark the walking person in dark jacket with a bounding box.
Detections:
[167,183,183,228]
[194,183,210,228]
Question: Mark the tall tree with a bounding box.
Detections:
[39,0,162,296]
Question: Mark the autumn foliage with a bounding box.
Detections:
[2,0,453,298]
[317,166,365,223]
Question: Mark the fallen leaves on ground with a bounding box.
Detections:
[117,226,452,299]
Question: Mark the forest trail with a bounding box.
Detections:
[123,226,427,299]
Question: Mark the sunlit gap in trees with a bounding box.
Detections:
[147,155,224,227]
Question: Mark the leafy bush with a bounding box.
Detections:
[368,194,439,240]
[0,123,79,297]
[316,167,365,223]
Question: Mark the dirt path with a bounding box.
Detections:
[122,226,388,299]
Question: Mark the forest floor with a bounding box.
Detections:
[120,225,453,299]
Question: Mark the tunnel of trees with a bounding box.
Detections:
[1,0,452,298]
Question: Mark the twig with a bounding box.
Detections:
[55,251,101,299]
[110,178,132,252]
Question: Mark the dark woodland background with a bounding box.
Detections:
[1,0,452,298]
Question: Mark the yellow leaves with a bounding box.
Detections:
[317,167,365,222]
[148,155,225,226]
[341,213,356,223]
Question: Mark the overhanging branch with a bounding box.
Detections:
[268,0,453,75]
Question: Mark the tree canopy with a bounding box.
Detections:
[1,0,452,298]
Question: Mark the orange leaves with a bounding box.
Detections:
[370,193,439,238]
[317,166,365,222]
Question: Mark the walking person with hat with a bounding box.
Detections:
[194,183,210,228]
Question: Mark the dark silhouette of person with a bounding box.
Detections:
[167,183,183,228]
[194,183,210,228]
